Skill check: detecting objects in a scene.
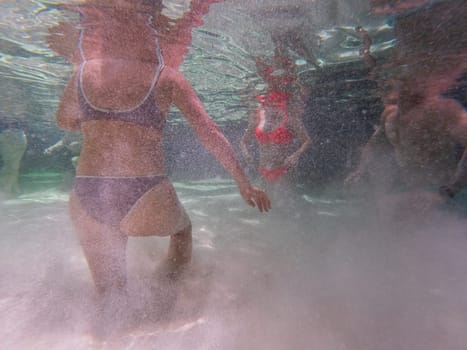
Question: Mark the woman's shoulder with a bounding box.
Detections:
[156,66,195,105]
[158,66,194,91]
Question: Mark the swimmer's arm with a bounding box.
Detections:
[170,70,270,211]
[44,139,65,155]
[56,70,82,131]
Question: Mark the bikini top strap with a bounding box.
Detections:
[147,15,165,93]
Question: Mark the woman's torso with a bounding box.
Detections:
[76,6,170,176]
[255,95,295,168]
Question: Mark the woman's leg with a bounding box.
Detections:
[167,223,192,266]
[70,191,128,296]
[155,223,192,280]
[78,229,128,296]
[113,179,193,275]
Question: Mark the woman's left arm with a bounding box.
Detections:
[169,69,271,212]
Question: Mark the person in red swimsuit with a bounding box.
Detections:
[240,53,312,199]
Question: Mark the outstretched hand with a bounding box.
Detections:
[239,183,271,213]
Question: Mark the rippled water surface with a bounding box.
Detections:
[0,0,394,125]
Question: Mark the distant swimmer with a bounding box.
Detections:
[347,4,467,206]
[241,51,311,205]
[44,131,82,168]
[345,70,467,205]
[0,119,27,196]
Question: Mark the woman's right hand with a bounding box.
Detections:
[238,182,271,213]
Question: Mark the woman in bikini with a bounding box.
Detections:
[240,53,312,202]
[50,0,270,298]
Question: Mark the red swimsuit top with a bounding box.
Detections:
[255,92,294,145]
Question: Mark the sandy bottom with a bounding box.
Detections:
[1,180,467,350]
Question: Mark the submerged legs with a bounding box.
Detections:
[166,223,193,274]
[79,231,128,296]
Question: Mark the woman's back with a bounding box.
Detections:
[80,7,158,62]
[78,6,163,110]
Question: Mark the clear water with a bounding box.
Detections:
[1,1,466,349]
